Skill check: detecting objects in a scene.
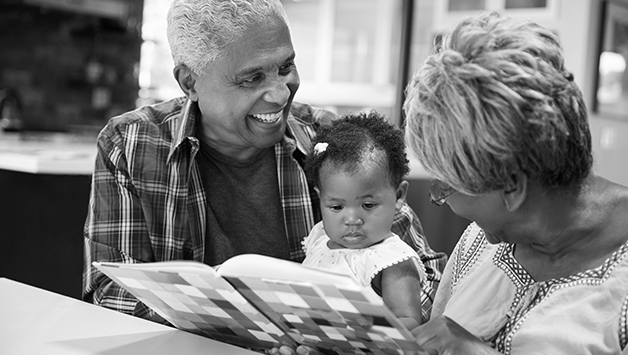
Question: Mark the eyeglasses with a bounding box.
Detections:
[429,180,456,206]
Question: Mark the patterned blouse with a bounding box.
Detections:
[432,222,628,354]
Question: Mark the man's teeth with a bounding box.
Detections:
[251,111,282,123]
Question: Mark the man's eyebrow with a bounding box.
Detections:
[236,53,296,78]
[236,65,264,78]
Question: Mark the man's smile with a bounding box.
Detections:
[250,110,283,124]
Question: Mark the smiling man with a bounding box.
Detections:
[82,0,445,326]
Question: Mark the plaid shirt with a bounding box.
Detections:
[83,97,446,324]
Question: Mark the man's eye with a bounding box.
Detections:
[240,74,264,87]
[279,61,295,76]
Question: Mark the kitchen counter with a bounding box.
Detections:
[0,132,97,175]
[0,131,97,298]
[0,131,431,178]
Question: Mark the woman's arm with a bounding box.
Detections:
[412,316,501,355]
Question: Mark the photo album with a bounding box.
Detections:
[93,254,426,355]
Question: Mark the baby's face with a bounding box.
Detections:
[317,165,400,249]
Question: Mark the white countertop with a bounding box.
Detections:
[0,132,97,175]
[0,278,259,355]
[0,131,431,178]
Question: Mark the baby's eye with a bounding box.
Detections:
[329,205,343,212]
[362,202,377,210]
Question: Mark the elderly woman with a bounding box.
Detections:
[404,11,628,355]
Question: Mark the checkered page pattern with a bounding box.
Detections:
[94,262,296,352]
[225,276,423,355]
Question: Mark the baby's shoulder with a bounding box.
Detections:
[302,221,328,253]
[376,233,420,256]
[359,234,424,278]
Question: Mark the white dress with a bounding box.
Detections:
[302,221,426,294]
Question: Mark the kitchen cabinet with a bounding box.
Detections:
[0,135,95,299]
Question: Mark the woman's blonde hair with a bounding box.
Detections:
[404,12,591,195]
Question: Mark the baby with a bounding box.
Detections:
[302,110,425,329]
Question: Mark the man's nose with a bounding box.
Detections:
[263,76,294,105]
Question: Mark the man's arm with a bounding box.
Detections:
[82,130,166,323]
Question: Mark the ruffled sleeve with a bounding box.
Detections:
[302,221,327,255]
[354,234,426,286]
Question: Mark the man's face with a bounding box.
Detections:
[192,15,300,160]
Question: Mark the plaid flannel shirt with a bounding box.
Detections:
[82,97,446,324]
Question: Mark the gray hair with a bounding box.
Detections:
[166,0,289,75]
[404,11,591,195]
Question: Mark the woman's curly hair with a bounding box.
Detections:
[304,110,409,190]
[404,11,591,195]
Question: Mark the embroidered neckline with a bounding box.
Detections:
[494,237,628,288]
[492,235,628,354]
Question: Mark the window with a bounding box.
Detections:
[434,0,558,31]
[595,1,628,119]
[283,0,404,119]
[138,0,406,121]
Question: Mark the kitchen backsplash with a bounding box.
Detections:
[0,1,144,132]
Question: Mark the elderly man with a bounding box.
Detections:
[82,0,445,324]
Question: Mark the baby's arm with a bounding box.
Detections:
[377,258,423,329]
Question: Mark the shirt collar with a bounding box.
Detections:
[168,98,308,161]
[284,111,311,157]
[167,97,199,163]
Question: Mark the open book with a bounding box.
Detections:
[93,254,425,355]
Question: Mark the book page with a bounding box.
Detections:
[216,255,425,355]
[93,260,296,352]
[94,257,426,355]
[217,254,361,288]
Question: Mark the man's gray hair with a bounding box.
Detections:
[166,0,289,75]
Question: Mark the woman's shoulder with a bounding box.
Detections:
[448,223,498,275]
[452,223,489,255]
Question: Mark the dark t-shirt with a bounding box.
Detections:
[198,142,290,265]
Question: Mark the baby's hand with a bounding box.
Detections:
[267,345,320,355]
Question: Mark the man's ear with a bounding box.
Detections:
[501,173,528,212]
[395,180,409,209]
[173,64,198,101]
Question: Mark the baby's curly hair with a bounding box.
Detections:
[304,110,409,190]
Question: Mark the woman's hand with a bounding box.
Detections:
[267,345,320,355]
[412,316,500,355]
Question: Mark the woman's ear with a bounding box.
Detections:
[395,180,409,209]
[173,64,198,101]
[501,173,528,212]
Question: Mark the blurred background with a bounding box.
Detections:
[0,0,627,298]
